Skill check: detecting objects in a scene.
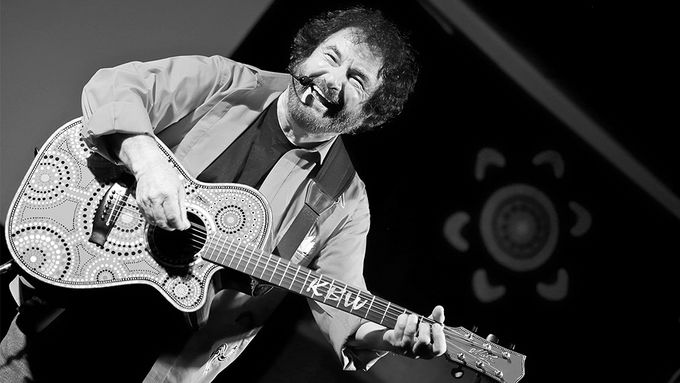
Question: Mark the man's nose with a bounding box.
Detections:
[324,67,345,93]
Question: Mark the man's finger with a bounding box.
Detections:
[431,323,446,356]
[148,195,171,230]
[177,189,191,230]
[136,193,154,225]
[430,305,445,324]
[417,321,431,345]
[163,194,184,230]
[403,314,419,342]
[392,314,407,343]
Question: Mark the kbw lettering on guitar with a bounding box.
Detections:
[4,118,526,383]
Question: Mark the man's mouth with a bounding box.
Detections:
[311,87,340,112]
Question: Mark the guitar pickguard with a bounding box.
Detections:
[5,118,273,312]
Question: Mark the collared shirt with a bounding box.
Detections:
[80,55,385,381]
[196,99,296,188]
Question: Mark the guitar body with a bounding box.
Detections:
[5,117,273,313]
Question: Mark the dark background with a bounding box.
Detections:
[2,1,678,382]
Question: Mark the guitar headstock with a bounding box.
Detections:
[444,326,526,383]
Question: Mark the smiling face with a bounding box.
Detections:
[288,27,383,135]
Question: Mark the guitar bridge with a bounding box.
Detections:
[89,182,132,246]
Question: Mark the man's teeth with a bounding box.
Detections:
[312,88,325,101]
[312,88,333,106]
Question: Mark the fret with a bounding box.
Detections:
[234,240,245,271]
[289,266,299,290]
[242,244,253,273]
[206,235,217,264]
[353,291,372,317]
[301,269,311,294]
[254,248,265,277]
[215,236,227,265]
[276,257,284,283]
[248,244,260,275]
[380,302,391,325]
[323,279,335,302]
[217,237,227,265]
[270,258,280,282]
[281,262,290,287]
[226,238,236,268]
[261,255,270,279]
[383,304,405,329]
[364,295,375,319]
[335,284,348,308]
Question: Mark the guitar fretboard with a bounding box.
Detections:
[201,234,421,329]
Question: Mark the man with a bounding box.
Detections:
[1,6,446,382]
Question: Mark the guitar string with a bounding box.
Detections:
[196,230,429,328]
[204,232,438,329]
[110,200,502,354]
[108,203,509,365]
[103,216,437,326]
[89,229,508,372]
[206,236,513,367]
[106,209,503,345]
[160,234,509,369]
[195,234,500,359]
[101,211,507,360]
[109,206,448,333]
[205,229,408,319]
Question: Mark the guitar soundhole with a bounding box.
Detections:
[148,212,206,269]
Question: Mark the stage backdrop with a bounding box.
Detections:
[2,1,679,383]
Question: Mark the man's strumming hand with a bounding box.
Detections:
[111,133,191,231]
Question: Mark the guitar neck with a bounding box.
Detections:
[201,234,416,330]
[200,233,527,383]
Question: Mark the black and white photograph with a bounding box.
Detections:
[1,1,678,382]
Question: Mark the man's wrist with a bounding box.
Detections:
[112,133,165,177]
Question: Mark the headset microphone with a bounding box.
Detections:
[297,75,314,87]
[291,73,343,113]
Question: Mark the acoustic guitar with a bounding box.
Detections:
[4,118,526,382]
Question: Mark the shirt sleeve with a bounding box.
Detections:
[80,55,233,162]
[306,180,388,371]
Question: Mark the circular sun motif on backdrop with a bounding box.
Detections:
[444,148,591,302]
[480,183,559,272]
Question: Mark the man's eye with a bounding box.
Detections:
[351,77,364,89]
[325,53,337,63]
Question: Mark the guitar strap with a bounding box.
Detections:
[274,137,356,264]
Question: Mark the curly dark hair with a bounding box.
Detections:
[288,6,419,131]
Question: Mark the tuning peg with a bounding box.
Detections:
[486,333,499,344]
[509,343,516,350]
[471,325,479,333]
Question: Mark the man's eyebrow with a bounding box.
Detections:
[327,45,341,58]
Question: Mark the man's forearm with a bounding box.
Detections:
[105,133,165,176]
